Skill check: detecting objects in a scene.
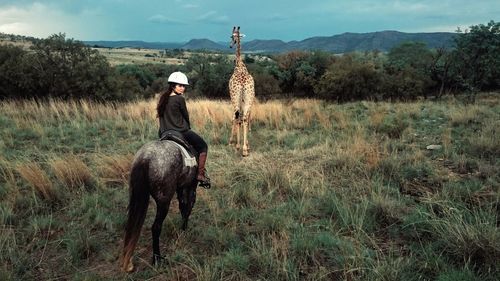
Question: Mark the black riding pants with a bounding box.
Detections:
[182,130,208,154]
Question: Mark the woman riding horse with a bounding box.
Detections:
[157,71,210,187]
[121,72,211,272]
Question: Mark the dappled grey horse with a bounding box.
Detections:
[121,140,198,272]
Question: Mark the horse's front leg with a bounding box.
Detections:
[151,202,169,265]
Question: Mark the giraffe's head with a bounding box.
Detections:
[230,26,245,48]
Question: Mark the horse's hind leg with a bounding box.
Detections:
[178,187,197,230]
[151,201,169,265]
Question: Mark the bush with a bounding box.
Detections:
[381,67,434,100]
[185,54,233,98]
[382,41,436,99]
[0,33,114,100]
[451,21,500,94]
[0,45,32,99]
[315,55,382,101]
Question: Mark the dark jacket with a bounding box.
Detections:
[159,94,191,134]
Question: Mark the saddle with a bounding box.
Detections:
[159,130,198,167]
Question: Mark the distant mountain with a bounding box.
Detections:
[84,31,457,53]
[181,39,226,51]
[250,31,456,53]
[243,39,288,52]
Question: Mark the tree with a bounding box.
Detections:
[0,45,31,99]
[274,50,334,96]
[384,41,435,99]
[115,64,155,90]
[429,47,453,98]
[315,55,382,101]
[185,54,233,98]
[387,41,433,72]
[450,20,500,99]
[29,33,113,100]
[247,58,283,98]
[274,51,309,93]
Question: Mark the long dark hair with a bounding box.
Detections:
[156,83,176,118]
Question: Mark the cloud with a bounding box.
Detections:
[0,22,31,35]
[0,3,76,37]
[392,1,429,13]
[148,14,184,24]
[183,4,199,9]
[197,11,229,24]
[0,2,115,40]
[413,23,475,33]
[266,13,289,21]
[197,11,216,20]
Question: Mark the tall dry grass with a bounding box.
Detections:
[0,98,158,125]
[449,104,484,126]
[49,155,94,189]
[94,154,133,186]
[0,98,334,133]
[16,163,54,200]
[0,157,15,187]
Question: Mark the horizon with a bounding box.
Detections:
[83,29,459,44]
[2,29,460,45]
[0,1,499,42]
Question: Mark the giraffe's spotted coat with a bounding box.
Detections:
[229,27,255,156]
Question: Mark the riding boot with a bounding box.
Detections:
[197,152,211,188]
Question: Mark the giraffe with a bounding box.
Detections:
[229,26,255,157]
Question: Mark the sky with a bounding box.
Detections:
[0,0,498,43]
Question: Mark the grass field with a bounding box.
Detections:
[0,39,33,50]
[0,39,187,66]
[0,94,499,280]
[92,47,187,66]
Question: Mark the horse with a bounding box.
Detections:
[120,140,199,272]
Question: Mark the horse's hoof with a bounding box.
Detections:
[152,254,165,266]
[123,259,135,273]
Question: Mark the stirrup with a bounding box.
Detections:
[197,177,211,189]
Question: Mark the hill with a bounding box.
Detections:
[181,38,227,51]
[83,30,457,53]
[283,31,456,53]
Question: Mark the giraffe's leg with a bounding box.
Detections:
[246,114,251,152]
[236,120,241,150]
[242,118,249,157]
[248,112,252,132]
[229,118,237,146]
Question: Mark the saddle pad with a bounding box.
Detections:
[169,141,197,167]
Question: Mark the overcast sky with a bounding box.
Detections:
[0,0,498,42]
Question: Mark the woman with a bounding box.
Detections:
[157,71,210,188]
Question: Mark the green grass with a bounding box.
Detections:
[0,94,499,280]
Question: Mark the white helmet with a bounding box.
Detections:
[167,71,189,85]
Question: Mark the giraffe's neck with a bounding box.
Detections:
[235,59,248,73]
[236,39,241,61]
[234,40,248,73]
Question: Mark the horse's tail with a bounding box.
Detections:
[121,159,150,272]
